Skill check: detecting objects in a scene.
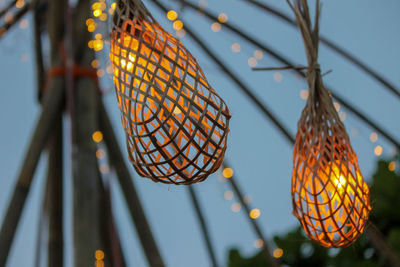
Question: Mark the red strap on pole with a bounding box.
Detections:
[42,64,100,94]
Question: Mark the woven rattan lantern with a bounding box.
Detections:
[110,0,231,184]
[290,0,370,248]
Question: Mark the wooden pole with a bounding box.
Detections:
[33,203,45,267]
[45,117,64,267]
[187,186,219,267]
[70,45,110,267]
[0,75,64,267]
[100,180,127,267]
[366,223,400,267]
[33,0,45,101]
[0,0,64,252]
[98,101,165,267]
[170,0,400,152]
[0,0,17,18]
[70,0,110,265]
[46,1,66,266]
[0,0,35,38]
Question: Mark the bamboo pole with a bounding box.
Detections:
[0,0,17,18]
[100,181,127,267]
[366,223,400,267]
[45,117,64,267]
[33,202,45,267]
[187,186,219,267]
[71,50,110,267]
[0,0,34,38]
[0,75,64,267]
[0,0,65,254]
[170,0,400,152]
[98,101,165,267]
[70,0,110,265]
[45,1,66,266]
[243,0,400,100]
[33,0,45,100]
[172,139,219,264]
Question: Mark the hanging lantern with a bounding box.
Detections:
[110,0,231,184]
[290,0,370,248]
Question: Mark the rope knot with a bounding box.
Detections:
[307,63,320,74]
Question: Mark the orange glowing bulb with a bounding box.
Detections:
[292,103,371,248]
[292,157,370,247]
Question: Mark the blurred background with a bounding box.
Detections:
[0,0,399,266]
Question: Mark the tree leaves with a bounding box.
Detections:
[227,157,400,267]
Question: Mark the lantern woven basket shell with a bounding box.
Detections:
[290,0,370,248]
[292,87,371,248]
[110,0,231,185]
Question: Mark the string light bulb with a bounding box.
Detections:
[110,0,231,184]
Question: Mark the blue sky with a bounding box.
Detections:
[0,0,399,266]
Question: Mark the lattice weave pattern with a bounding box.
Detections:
[290,0,370,248]
[110,0,231,184]
[292,89,371,248]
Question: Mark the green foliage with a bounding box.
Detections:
[227,157,400,267]
[370,159,400,234]
[387,228,400,254]
[228,248,271,267]
[273,227,328,267]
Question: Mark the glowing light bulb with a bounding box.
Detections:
[95,250,104,260]
[292,157,370,248]
[93,9,102,17]
[173,20,183,30]
[16,0,25,8]
[222,168,233,178]
[126,62,133,72]
[128,53,135,62]
[218,13,228,23]
[249,208,260,219]
[333,175,346,188]
[273,248,283,258]
[388,161,396,172]
[92,131,103,143]
[167,10,178,21]
[120,59,127,68]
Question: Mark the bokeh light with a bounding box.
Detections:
[222,167,234,178]
[92,131,103,143]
